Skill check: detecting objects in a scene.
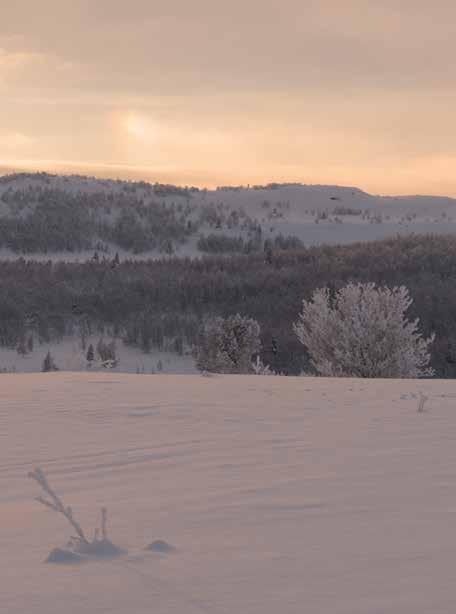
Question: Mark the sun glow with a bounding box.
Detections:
[123,113,157,142]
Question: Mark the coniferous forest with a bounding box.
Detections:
[1,233,456,376]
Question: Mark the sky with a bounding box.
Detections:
[1,1,456,195]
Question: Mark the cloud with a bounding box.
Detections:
[1,1,456,194]
[2,1,456,95]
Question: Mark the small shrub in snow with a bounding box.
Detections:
[251,355,276,375]
[194,314,261,374]
[293,282,434,378]
[28,467,124,562]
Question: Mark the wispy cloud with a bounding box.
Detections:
[1,1,456,194]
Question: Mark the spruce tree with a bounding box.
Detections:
[86,344,95,366]
[42,351,58,372]
[16,338,27,357]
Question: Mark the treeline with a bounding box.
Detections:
[1,234,456,376]
[197,233,303,254]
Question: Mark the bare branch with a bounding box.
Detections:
[29,468,88,544]
[101,507,108,540]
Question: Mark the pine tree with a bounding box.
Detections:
[42,351,59,372]
[16,338,27,357]
[86,343,95,366]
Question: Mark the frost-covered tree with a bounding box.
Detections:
[293,283,434,378]
[194,314,261,373]
[96,338,117,364]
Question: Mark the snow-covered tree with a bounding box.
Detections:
[293,283,434,378]
[96,338,117,366]
[194,314,261,374]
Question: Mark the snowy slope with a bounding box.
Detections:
[2,372,456,613]
[2,173,456,258]
[0,336,196,375]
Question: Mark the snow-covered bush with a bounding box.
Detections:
[194,314,261,373]
[293,282,434,378]
[251,355,276,375]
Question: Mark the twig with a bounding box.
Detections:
[28,467,89,544]
[417,392,428,413]
[101,507,108,540]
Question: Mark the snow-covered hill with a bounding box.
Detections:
[2,372,456,613]
[1,172,456,258]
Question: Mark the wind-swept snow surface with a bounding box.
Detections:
[2,373,456,613]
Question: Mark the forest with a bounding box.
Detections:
[0,176,268,254]
[1,233,456,376]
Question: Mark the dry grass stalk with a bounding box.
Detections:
[417,392,428,413]
[28,467,89,544]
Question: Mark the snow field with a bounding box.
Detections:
[1,373,456,613]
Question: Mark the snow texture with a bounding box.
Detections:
[1,372,456,613]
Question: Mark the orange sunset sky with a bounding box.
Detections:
[1,1,456,195]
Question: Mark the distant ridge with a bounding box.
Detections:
[1,169,456,202]
[0,171,456,259]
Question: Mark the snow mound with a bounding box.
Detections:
[145,540,176,554]
[46,540,126,564]
[46,548,85,564]
[77,539,126,559]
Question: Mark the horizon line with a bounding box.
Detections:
[1,159,456,200]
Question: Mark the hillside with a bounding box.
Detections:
[2,372,456,613]
[1,172,456,258]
